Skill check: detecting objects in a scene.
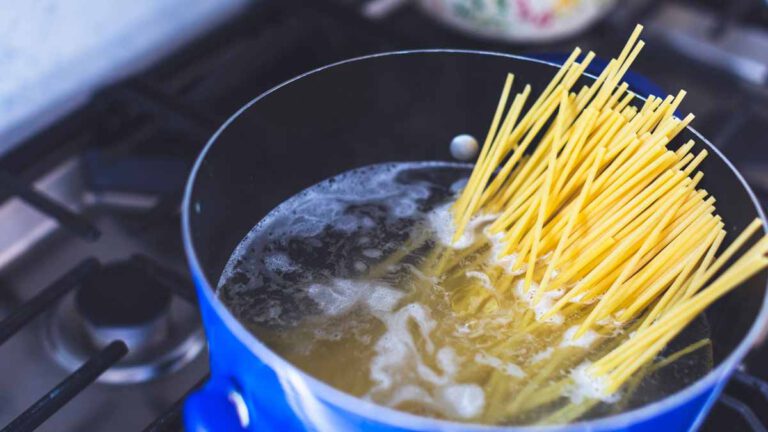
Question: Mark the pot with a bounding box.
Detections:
[181,50,768,431]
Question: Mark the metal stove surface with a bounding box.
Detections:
[0,217,206,432]
[1,1,767,431]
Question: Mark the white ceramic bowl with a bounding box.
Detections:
[417,0,617,43]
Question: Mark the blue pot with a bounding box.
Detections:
[182,50,768,431]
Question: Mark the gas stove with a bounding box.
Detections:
[1,1,767,431]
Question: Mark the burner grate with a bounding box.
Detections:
[0,255,201,432]
[0,173,101,242]
[2,341,129,432]
[0,259,100,345]
[141,377,207,432]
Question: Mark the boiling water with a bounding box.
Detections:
[217,162,713,425]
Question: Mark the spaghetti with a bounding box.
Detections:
[445,24,768,399]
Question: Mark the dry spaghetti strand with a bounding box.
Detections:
[411,23,768,415]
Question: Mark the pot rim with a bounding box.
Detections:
[182,49,768,430]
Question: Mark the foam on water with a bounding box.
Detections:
[367,301,486,419]
[382,382,485,420]
[263,253,298,273]
[596,314,624,328]
[427,203,497,249]
[530,347,554,364]
[368,303,436,388]
[474,352,525,378]
[514,280,564,325]
[567,363,619,404]
[561,325,600,348]
[485,230,523,275]
[400,263,439,284]
[439,384,486,419]
[362,248,383,258]
[217,162,470,329]
[220,162,457,271]
[308,279,404,317]
[466,271,495,293]
[385,384,434,408]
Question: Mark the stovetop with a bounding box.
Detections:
[1,1,767,431]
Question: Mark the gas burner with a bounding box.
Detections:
[44,258,204,384]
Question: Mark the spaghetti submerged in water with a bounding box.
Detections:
[218,25,768,425]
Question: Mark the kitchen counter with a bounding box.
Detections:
[0,0,247,154]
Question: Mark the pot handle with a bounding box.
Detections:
[184,377,254,432]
